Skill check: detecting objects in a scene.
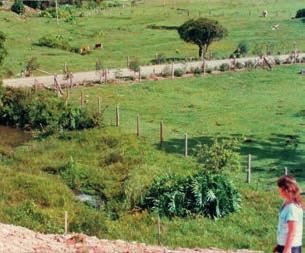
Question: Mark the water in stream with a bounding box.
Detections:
[0,126,32,147]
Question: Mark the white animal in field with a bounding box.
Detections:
[272,24,279,30]
[262,10,268,17]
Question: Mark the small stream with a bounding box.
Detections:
[0,126,32,147]
[0,126,103,208]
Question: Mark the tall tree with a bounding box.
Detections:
[178,18,228,59]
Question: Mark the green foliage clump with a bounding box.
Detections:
[219,63,230,72]
[37,35,72,51]
[40,5,77,23]
[174,68,185,77]
[195,139,241,173]
[59,107,102,130]
[235,62,244,69]
[11,0,25,14]
[0,88,103,131]
[100,0,123,8]
[295,9,305,18]
[191,66,202,75]
[129,58,140,72]
[178,18,228,58]
[59,157,89,192]
[140,172,240,219]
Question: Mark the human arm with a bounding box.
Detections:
[283,221,297,253]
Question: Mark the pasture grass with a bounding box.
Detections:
[68,64,305,187]
[0,0,305,75]
[1,64,305,252]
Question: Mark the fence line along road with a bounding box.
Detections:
[3,53,305,88]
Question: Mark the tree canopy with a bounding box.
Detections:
[178,18,228,59]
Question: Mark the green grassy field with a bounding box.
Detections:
[0,0,304,76]
[1,64,305,252]
[1,0,305,250]
[69,64,305,186]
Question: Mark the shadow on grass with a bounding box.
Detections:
[155,133,305,180]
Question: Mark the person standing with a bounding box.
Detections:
[274,176,304,253]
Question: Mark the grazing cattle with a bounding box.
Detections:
[262,10,268,17]
[80,46,91,55]
[95,43,103,49]
[272,24,279,30]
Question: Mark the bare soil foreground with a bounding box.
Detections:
[0,223,263,253]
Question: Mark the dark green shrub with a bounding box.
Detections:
[274,57,282,65]
[232,41,249,58]
[23,0,43,9]
[296,9,305,18]
[37,35,71,51]
[129,58,140,72]
[60,157,88,191]
[206,68,213,73]
[235,62,244,69]
[0,88,63,128]
[59,106,102,130]
[219,63,230,72]
[140,172,241,218]
[195,139,241,173]
[174,68,185,77]
[192,66,202,74]
[0,87,103,131]
[11,0,25,14]
[244,60,255,69]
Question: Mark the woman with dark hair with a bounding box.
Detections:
[274,176,304,253]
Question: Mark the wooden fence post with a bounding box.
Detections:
[34,79,38,93]
[160,121,164,145]
[98,96,101,114]
[247,154,251,183]
[284,167,288,176]
[171,62,174,79]
[65,88,69,106]
[69,73,73,88]
[80,91,84,107]
[105,69,108,84]
[64,211,68,234]
[116,105,120,127]
[184,133,188,157]
[136,114,140,136]
[157,214,161,246]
